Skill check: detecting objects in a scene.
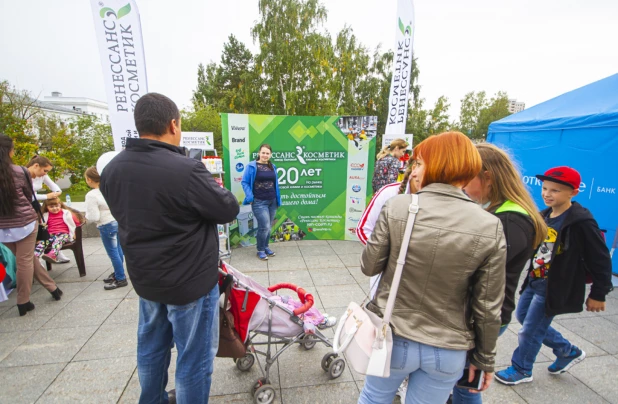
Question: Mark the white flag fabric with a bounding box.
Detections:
[384,0,415,138]
[90,0,148,150]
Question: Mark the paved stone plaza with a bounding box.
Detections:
[0,238,617,403]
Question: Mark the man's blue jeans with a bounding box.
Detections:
[511,278,572,375]
[358,336,467,404]
[252,198,277,252]
[98,221,125,281]
[137,285,220,404]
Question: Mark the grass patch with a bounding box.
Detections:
[40,185,90,203]
[63,186,89,203]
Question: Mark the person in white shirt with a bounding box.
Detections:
[26,155,71,264]
[26,156,62,201]
[84,167,127,290]
[356,160,418,296]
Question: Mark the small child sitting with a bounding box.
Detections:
[35,197,83,264]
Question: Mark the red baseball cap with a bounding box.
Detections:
[536,166,581,190]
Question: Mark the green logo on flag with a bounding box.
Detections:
[100,3,131,19]
[398,18,412,36]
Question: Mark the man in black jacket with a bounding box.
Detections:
[100,93,239,404]
[496,166,613,386]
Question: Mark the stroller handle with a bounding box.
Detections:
[268,283,314,316]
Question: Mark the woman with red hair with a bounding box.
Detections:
[358,132,507,404]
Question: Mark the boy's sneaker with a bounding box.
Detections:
[257,251,268,261]
[495,366,533,385]
[264,247,276,257]
[548,346,586,374]
[104,279,128,290]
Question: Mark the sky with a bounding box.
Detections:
[1,0,617,121]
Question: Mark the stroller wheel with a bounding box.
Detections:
[302,336,317,350]
[236,353,255,372]
[328,358,346,379]
[253,384,276,404]
[252,377,269,395]
[321,353,338,372]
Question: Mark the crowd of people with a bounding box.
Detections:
[0,91,614,404]
[357,133,613,404]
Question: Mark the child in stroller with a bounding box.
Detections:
[218,261,344,404]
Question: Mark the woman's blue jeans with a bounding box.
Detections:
[252,198,277,252]
[358,336,467,404]
[98,221,125,281]
[451,325,508,404]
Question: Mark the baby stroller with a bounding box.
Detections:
[218,260,346,404]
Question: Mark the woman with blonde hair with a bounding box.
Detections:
[371,138,408,193]
[359,132,506,404]
[452,143,547,404]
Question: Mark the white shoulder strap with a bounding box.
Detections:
[380,193,419,332]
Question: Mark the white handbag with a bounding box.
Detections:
[333,194,420,378]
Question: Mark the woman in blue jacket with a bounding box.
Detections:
[241,144,282,260]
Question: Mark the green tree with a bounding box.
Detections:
[191,0,420,137]
[458,91,486,138]
[0,81,38,165]
[476,91,511,139]
[427,96,451,135]
[356,47,393,144]
[251,0,330,115]
[407,97,429,144]
[193,35,262,114]
[2,81,114,190]
[192,62,219,109]
[35,116,78,181]
[328,27,369,114]
[69,115,114,182]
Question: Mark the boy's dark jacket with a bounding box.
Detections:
[520,201,613,316]
[101,138,240,305]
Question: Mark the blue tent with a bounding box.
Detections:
[488,73,618,275]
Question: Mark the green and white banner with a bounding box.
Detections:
[222,114,377,245]
[384,0,415,138]
[90,0,148,151]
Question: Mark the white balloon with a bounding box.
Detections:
[96,151,120,174]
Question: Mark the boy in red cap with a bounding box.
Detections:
[496,166,613,385]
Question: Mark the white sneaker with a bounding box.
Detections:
[396,378,408,402]
[57,251,71,264]
[317,314,338,329]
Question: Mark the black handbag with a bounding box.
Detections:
[20,167,50,241]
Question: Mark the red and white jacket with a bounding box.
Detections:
[356,182,411,245]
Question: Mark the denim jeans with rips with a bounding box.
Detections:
[137,285,220,404]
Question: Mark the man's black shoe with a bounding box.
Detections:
[103,272,116,284]
[104,279,128,290]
